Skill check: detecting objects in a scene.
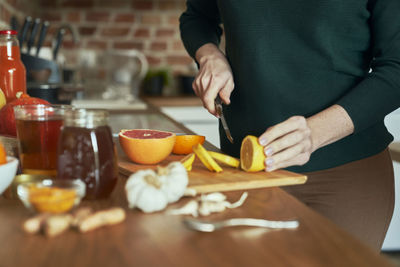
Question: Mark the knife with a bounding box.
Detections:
[36,21,49,57]
[10,16,19,31]
[18,16,32,49]
[215,95,234,143]
[27,18,41,54]
[53,28,65,60]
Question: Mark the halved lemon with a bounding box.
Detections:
[240,135,266,172]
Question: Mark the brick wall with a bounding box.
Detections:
[37,0,194,78]
[0,0,37,28]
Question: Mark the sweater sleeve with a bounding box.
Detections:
[179,0,223,59]
[336,0,400,133]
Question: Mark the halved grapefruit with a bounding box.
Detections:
[119,129,176,165]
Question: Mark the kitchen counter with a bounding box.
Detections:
[143,95,202,107]
[0,107,394,267]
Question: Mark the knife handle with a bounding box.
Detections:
[53,28,65,60]
[18,16,32,49]
[215,95,223,105]
[27,18,41,54]
[10,16,19,31]
[36,21,49,57]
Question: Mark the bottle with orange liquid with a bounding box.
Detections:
[0,30,26,103]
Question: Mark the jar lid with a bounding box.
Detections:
[64,108,109,128]
[0,30,18,35]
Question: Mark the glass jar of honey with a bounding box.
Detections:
[57,109,118,199]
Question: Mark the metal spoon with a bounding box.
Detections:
[183,218,299,232]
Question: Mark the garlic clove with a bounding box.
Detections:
[167,200,199,217]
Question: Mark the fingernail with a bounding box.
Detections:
[266,158,274,166]
[264,147,273,156]
[266,166,274,172]
[259,138,267,146]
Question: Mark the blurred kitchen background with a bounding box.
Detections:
[1,0,399,255]
[0,0,198,99]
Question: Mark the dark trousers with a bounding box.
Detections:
[284,149,395,251]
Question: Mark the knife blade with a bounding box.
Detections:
[215,95,234,143]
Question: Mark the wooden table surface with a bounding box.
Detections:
[0,105,394,267]
[0,177,393,267]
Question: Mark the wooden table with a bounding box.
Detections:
[0,178,393,267]
[0,106,394,267]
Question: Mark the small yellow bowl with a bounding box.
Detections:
[3,174,50,199]
[17,179,86,214]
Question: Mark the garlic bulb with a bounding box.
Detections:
[125,162,188,213]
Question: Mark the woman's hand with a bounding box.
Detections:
[258,116,313,172]
[194,43,234,116]
[258,105,355,172]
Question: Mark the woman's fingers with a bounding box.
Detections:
[192,48,234,116]
[259,116,313,171]
[219,79,234,105]
[264,143,311,172]
[259,116,308,147]
[263,128,311,156]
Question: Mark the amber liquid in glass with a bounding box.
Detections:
[57,126,118,199]
[16,118,63,176]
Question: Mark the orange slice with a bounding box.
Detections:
[0,141,6,165]
[180,153,195,171]
[192,144,223,172]
[172,134,205,155]
[240,135,266,172]
[208,151,240,168]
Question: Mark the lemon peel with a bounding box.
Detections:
[192,144,223,172]
[180,153,195,171]
[208,151,240,168]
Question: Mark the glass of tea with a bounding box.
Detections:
[57,109,118,199]
[14,104,70,177]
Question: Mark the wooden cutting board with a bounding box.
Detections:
[118,154,307,194]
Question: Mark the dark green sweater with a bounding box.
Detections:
[179,0,400,172]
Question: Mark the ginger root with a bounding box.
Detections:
[44,214,73,237]
[78,207,126,233]
[23,213,49,234]
[22,207,126,237]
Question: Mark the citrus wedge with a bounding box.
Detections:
[192,144,223,172]
[0,89,5,109]
[208,151,240,168]
[180,153,195,171]
[173,135,205,154]
[240,135,266,172]
[0,141,6,165]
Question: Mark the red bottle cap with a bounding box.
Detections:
[0,30,18,35]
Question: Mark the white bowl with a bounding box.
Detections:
[0,156,19,195]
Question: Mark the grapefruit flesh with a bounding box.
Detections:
[119,129,176,165]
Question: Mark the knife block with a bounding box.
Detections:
[21,53,61,84]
